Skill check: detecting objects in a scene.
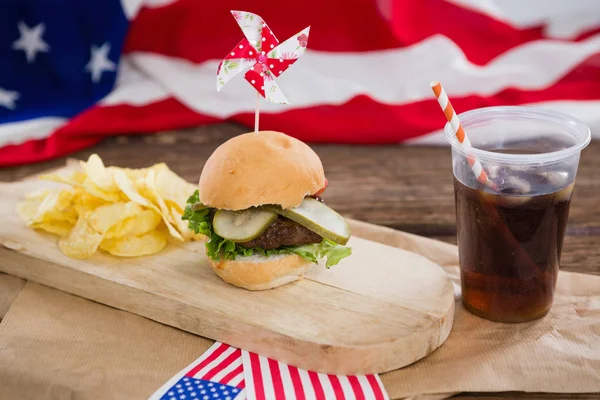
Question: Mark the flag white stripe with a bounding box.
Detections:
[241,351,255,400]
[129,33,600,117]
[448,0,600,39]
[338,376,357,400]
[317,373,336,400]
[357,375,376,399]
[100,56,170,106]
[278,360,295,399]
[192,345,237,380]
[211,355,243,383]
[297,368,316,400]
[0,117,67,148]
[258,355,276,400]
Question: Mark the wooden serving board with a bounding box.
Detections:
[0,176,455,375]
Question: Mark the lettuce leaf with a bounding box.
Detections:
[182,190,351,267]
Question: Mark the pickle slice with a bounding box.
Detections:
[264,198,351,245]
[213,209,277,242]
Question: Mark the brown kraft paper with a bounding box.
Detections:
[0,219,599,400]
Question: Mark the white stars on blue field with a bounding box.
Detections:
[12,21,50,63]
[0,0,128,123]
[159,377,242,400]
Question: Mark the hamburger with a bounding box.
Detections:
[182,130,352,290]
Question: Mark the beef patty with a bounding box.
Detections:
[237,216,322,249]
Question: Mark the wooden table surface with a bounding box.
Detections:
[1,124,599,400]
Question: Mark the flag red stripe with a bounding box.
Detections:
[250,352,266,400]
[308,371,326,400]
[327,375,345,400]
[267,358,286,400]
[185,343,228,378]
[220,363,243,386]
[366,375,386,400]
[201,348,241,381]
[347,376,366,400]
[126,0,600,65]
[287,364,306,400]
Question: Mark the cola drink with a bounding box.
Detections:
[454,165,573,322]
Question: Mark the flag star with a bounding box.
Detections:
[207,383,213,387]
[220,386,225,390]
[180,395,186,399]
[200,390,206,394]
[169,392,174,396]
[178,389,184,393]
[223,391,229,395]
[183,378,189,382]
[212,395,218,398]
[210,388,216,392]
[0,87,20,110]
[185,382,191,386]
[225,397,231,400]
[85,42,116,83]
[231,389,238,393]
[203,396,209,400]
[12,21,50,63]
[190,393,196,397]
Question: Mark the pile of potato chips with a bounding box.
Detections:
[16,154,203,259]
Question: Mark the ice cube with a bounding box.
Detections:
[501,175,532,195]
[545,171,570,188]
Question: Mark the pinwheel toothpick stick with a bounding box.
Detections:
[217,10,310,132]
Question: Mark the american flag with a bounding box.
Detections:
[241,350,388,400]
[150,342,390,400]
[150,343,245,400]
[1,0,599,166]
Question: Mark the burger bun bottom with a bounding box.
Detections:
[208,253,313,290]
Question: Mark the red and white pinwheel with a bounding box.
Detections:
[216,10,310,104]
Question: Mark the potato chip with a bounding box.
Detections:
[87,202,142,234]
[18,154,200,260]
[100,230,167,257]
[81,154,118,192]
[82,178,121,202]
[39,170,86,188]
[114,169,184,241]
[25,188,52,200]
[32,220,74,237]
[17,189,76,225]
[105,209,163,239]
[168,204,204,241]
[58,216,104,259]
[153,164,197,213]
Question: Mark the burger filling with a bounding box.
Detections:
[182,190,351,268]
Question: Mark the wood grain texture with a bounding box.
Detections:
[0,177,454,375]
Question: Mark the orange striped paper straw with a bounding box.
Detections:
[431,81,497,191]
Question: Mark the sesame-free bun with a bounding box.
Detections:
[209,253,313,290]
[198,131,325,210]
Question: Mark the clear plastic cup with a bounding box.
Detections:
[444,106,591,323]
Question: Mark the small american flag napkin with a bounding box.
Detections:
[149,343,245,400]
[150,342,389,400]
